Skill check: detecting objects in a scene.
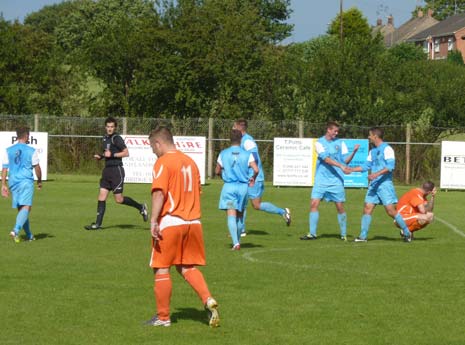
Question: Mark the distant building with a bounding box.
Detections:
[373,9,438,47]
[408,12,465,62]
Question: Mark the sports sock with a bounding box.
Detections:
[183,268,211,305]
[14,208,30,233]
[96,200,106,226]
[259,202,284,215]
[228,215,239,245]
[360,214,372,239]
[337,212,347,237]
[394,213,411,237]
[23,219,33,239]
[240,209,247,234]
[122,196,142,210]
[154,273,172,321]
[309,211,319,237]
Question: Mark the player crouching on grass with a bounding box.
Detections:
[395,181,436,241]
[84,117,147,230]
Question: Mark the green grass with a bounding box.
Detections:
[1,175,465,345]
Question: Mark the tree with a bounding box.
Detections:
[327,7,371,41]
[416,1,465,20]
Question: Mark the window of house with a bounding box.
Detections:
[448,37,455,51]
[434,38,440,53]
[423,41,429,53]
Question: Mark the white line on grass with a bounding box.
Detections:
[435,216,465,238]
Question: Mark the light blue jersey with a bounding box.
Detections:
[241,133,264,182]
[2,143,38,188]
[217,146,253,183]
[361,142,397,205]
[314,136,349,187]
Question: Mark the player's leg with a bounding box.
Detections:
[356,203,376,241]
[384,203,411,240]
[10,183,33,242]
[113,166,147,221]
[301,186,324,240]
[249,182,290,224]
[335,202,347,240]
[227,209,240,249]
[145,267,172,327]
[12,205,31,239]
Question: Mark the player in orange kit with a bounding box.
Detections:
[395,181,436,240]
[145,126,219,328]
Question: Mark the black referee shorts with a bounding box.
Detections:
[100,165,125,194]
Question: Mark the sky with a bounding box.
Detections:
[0,0,424,42]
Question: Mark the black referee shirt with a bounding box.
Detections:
[102,133,126,167]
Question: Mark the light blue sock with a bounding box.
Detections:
[337,213,347,237]
[240,210,247,234]
[14,208,30,234]
[394,213,411,237]
[309,211,319,237]
[23,219,33,239]
[228,215,239,246]
[360,214,372,239]
[259,202,284,215]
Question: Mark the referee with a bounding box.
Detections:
[85,117,147,230]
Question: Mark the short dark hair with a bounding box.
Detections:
[369,127,384,139]
[327,121,340,130]
[422,181,435,192]
[105,117,117,127]
[16,126,30,139]
[149,126,174,145]
[235,119,248,131]
[230,129,242,145]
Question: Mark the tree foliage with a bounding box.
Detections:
[327,7,372,41]
[416,0,465,20]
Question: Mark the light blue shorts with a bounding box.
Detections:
[364,181,398,205]
[311,183,345,202]
[247,180,264,200]
[219,183,248,211]
[11,181,34,208]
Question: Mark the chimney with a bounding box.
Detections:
[376,18,382,26]
[428,8,434,17]
[418,9,424,18]
[387,15,394,26]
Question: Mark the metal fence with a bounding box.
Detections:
[1,114,461,183]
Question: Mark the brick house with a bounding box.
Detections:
[373,9,438,47]
[408,12,465,61]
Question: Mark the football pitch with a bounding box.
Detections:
[1,175,464,345]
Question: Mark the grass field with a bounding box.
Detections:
[1,175,465,345]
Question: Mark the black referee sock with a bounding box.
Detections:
[96,200,106,226]
[122,196,142,211]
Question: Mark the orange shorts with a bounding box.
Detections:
[396,214,428,232]
[149,222,206,268]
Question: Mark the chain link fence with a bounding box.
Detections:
[1,114,462,183]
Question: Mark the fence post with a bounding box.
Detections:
[298,120,304,138]
[122,117,127,135]
[207,117,214,179]
[405,123,411,184]
[34,114,39,132]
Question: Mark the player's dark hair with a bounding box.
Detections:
[235,119,248,131]
[105,117,117,127]
[369,127,384,139]
[327,121,340,130]
[230,129,242,145]
[16,126,30,139]
[422,181,435,192]
[149,126,174,145]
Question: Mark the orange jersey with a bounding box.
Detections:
[152,150,201,221]
[397,188,426,216]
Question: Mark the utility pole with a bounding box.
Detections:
[340,0,344,45]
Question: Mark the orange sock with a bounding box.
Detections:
[154,273,172,320]
[183,268,211,305]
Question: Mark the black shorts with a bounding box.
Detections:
[100,166,125,194]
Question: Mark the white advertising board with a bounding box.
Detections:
[273,138,314,186]
[440,141,465,189]
[122,135,206,184]
[0,132,48,181]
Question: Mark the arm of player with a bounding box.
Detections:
[1,167,9,198]
[215,163,222,177]
[323,157,351,175]
[367,167,390,181]
[150,189,165,240]
[34,164,42,190]
[249,160,259,187]
[425,187,436,212]
[344,144,360,165]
